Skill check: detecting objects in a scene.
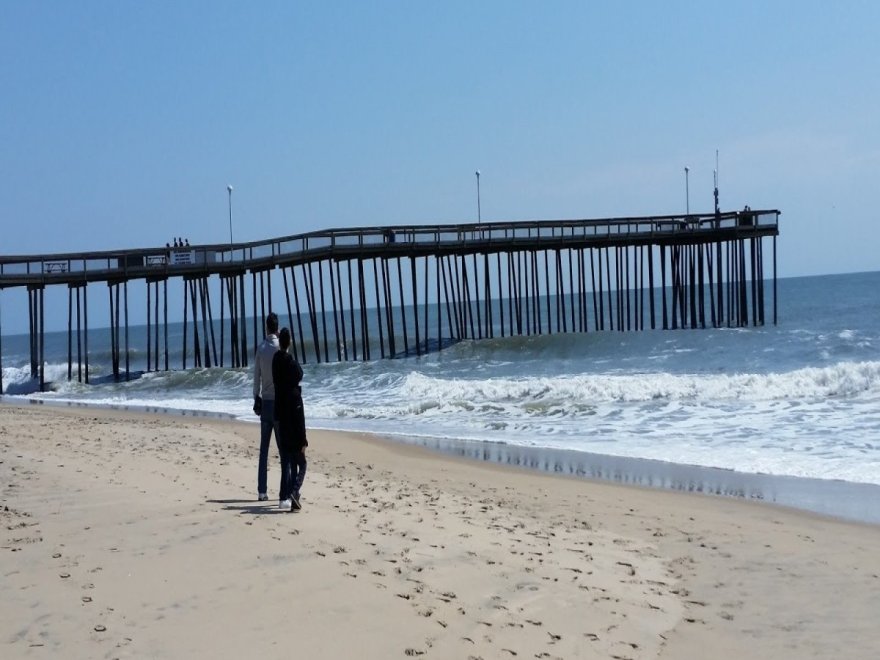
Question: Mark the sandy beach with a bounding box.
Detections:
[2,403,879,659]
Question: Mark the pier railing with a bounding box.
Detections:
[0,210,777,287]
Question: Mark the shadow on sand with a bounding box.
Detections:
[208,499,292,515]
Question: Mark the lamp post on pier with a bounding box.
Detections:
[684,167,690,216]
[227,185,234,257]
[475,170,481,222]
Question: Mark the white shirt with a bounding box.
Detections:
[253,334,280,400]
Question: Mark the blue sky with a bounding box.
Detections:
[1,1,878,320]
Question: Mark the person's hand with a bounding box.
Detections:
[253,396,262,416]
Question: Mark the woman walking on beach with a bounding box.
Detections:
[271,327,308,511]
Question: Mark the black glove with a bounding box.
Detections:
[253,396,262,416]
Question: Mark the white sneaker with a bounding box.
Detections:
[279,499,292,510]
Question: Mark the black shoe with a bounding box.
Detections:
[291,496,302,511]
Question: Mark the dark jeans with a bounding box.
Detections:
[278,445,306,501]
[257,399,279,495]
[292,449,307,499]
[276,393,308,502]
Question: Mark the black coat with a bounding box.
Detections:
[271,351,308,449]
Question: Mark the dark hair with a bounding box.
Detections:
[266,312,279,334]
[279,327,291,350]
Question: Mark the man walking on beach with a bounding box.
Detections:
[253,312,280,501]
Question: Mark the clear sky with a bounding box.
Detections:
[1,2,877,285]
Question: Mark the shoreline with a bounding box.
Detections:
[5,396,879,526]
[391,433,880,526]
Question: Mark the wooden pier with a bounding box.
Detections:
[0,209,779,392]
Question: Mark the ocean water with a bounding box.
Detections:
[2,271,879,488]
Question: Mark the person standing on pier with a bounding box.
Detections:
[252,312,280,501]
[272,327,308,511]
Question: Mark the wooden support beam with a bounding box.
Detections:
[182,280,189,369]
[239,273,248,367]
[39,287,45,391]
[382,258,396,353]
[423,256,431,350]
[76,286,83,382]
[329,260,343,362]
[317,262,330,363]
[498,252,507,338]
[68,286,73,380]
[219,275,225,367]
[773,236,778,325]
[282,267,295,362]
[146,281,152,371]
[304,263,321,363]
[347,259,357,361]
[372,258,385,359]
[190,279,202,368]
[109,283,118,377]
[435,255,443,347]
[84,284,89,384]
[543,249,551,335]
[251,272,258,361]
[484,253,493,339]
[588,248,597,331]
[660,245,668,330]
[359,259,370,360]
[707,244,716,328]
[411,256,421,356]
[625,245,631,332]
[396,257,409,355]
[161,280,166,371]
[123,281,129,379]
[605,248,613,332]
[28,287,34,378]
[472,253,482,340]
[0,292,3,394]
[439,255,455,340]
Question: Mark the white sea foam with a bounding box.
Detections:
[298,361,880,485]
[2,362,81,394]
[388,361,880,409]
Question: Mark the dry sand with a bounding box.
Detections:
[1,403,879,659]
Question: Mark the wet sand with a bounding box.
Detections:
[396,433,880,525]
